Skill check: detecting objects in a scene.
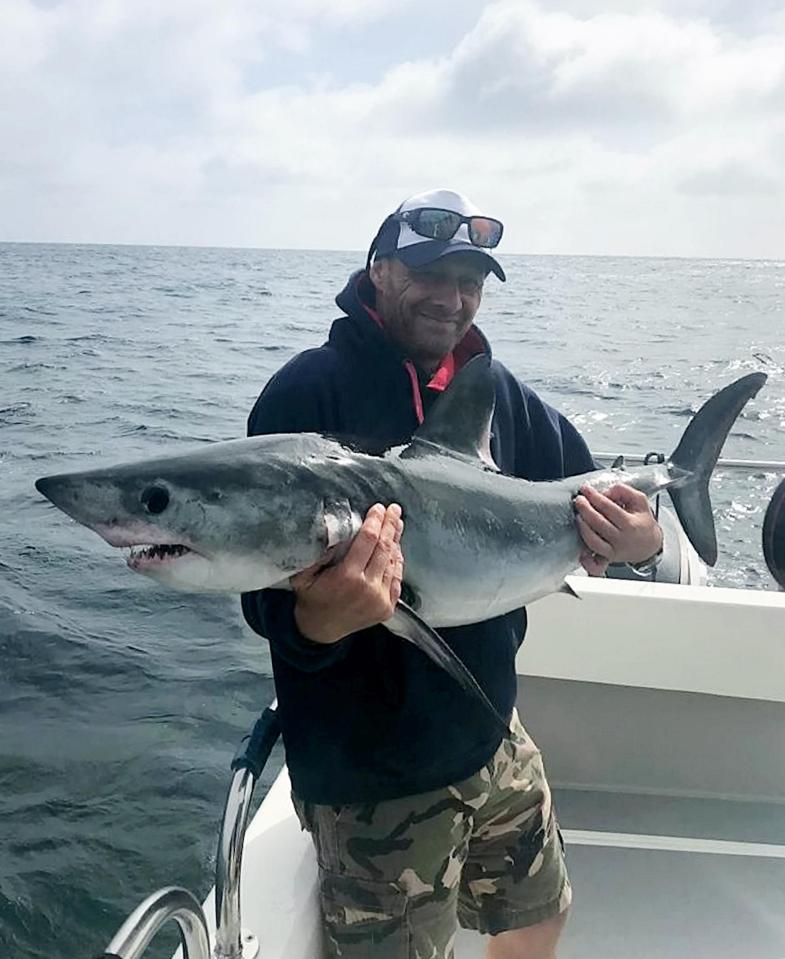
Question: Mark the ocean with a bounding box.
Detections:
[1,243,783,958]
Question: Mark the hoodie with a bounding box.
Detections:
[241,270,594,804]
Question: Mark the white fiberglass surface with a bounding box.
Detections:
[521,578,785,702]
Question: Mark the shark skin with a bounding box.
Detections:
[35,359,766,727]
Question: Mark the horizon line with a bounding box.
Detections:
[1,238,783,265]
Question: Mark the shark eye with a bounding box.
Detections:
[141,485,170,514]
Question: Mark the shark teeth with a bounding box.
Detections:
[128,544,192,563]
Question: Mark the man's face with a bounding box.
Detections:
[370,255,487,372]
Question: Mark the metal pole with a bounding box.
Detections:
[593,453,785,472]
[99,886,210,959]
[213,769,257,959]
[213,701,281,959]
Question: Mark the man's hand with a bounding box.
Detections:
[574,484,663,577]
[291,503,404,644]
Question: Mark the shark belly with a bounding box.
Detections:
[396,469,582,627]
[407,538,580,626]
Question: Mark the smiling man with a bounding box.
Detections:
[242,189,662,958]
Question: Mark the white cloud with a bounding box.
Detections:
[1,0,783,257]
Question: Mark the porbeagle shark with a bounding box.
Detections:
[36,359,766,730]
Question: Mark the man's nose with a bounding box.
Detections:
[428,276,462,312]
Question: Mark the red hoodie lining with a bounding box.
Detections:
[404,361,426,425]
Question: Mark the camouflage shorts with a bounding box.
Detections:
[292,711,571,958]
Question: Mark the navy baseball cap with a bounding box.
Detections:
[367,189,506,282]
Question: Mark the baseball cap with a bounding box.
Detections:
[366,189,506,282]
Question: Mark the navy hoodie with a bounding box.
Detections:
[241,270,594,805]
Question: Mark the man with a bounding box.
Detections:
[242,189,662,958]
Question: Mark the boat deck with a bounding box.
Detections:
[459,838,785,957]
[207,768,785,959]
[503,788,785,958]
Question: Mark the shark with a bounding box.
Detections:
[35,359,766,729]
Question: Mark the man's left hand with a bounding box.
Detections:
[574,483,664,577]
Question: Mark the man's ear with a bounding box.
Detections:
[369,259,387,293]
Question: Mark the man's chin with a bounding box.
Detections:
[399,317,469,369]
[414,338,458,372]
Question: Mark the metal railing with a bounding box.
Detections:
[213,702,281,959]
[213,769,258,959]
[594,452,785,472]
[96,886,210,959]
[96,701,281,959]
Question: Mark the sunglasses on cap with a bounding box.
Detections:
[394,207,504,249]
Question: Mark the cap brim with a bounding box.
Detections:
[395,240,506,282]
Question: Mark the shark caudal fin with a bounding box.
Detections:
[668,373,767,566]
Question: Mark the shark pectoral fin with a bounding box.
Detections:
[386,602,511,736]
[559,581,581,599]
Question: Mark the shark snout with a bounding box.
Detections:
[36,472,117,534]
[35,470,120,528]
[35,472,190,551]
[35,473,82,514]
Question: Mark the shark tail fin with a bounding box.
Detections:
[667,373,767,566]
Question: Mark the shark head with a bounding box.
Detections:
[35,436,340,592]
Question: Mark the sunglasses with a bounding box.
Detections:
[394,208,504,249]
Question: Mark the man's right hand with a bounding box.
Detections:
[291,503,404,645]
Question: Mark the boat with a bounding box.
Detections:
[97,465,785,959]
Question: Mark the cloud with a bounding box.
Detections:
[368,3,785,139]
[679,162,780,197]
[1,0,784,257]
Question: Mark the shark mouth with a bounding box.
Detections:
[127,543,196,570]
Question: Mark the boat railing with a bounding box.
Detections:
[214,701,281,959]
[96,702,282,959]
[95,886,211,959]
[594,453,785,472]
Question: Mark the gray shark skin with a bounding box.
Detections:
[35,360,766,726]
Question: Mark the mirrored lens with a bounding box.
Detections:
[415,209,463,240]
[468,217,503,248]
[399,208,503,248]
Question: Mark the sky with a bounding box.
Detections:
[2,0,784,258]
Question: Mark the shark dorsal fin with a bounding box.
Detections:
[400,355,498,469]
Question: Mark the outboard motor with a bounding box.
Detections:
[763,479,785,589]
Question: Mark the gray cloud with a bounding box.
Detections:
[679,163,780,196]
[381,3,785,139]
